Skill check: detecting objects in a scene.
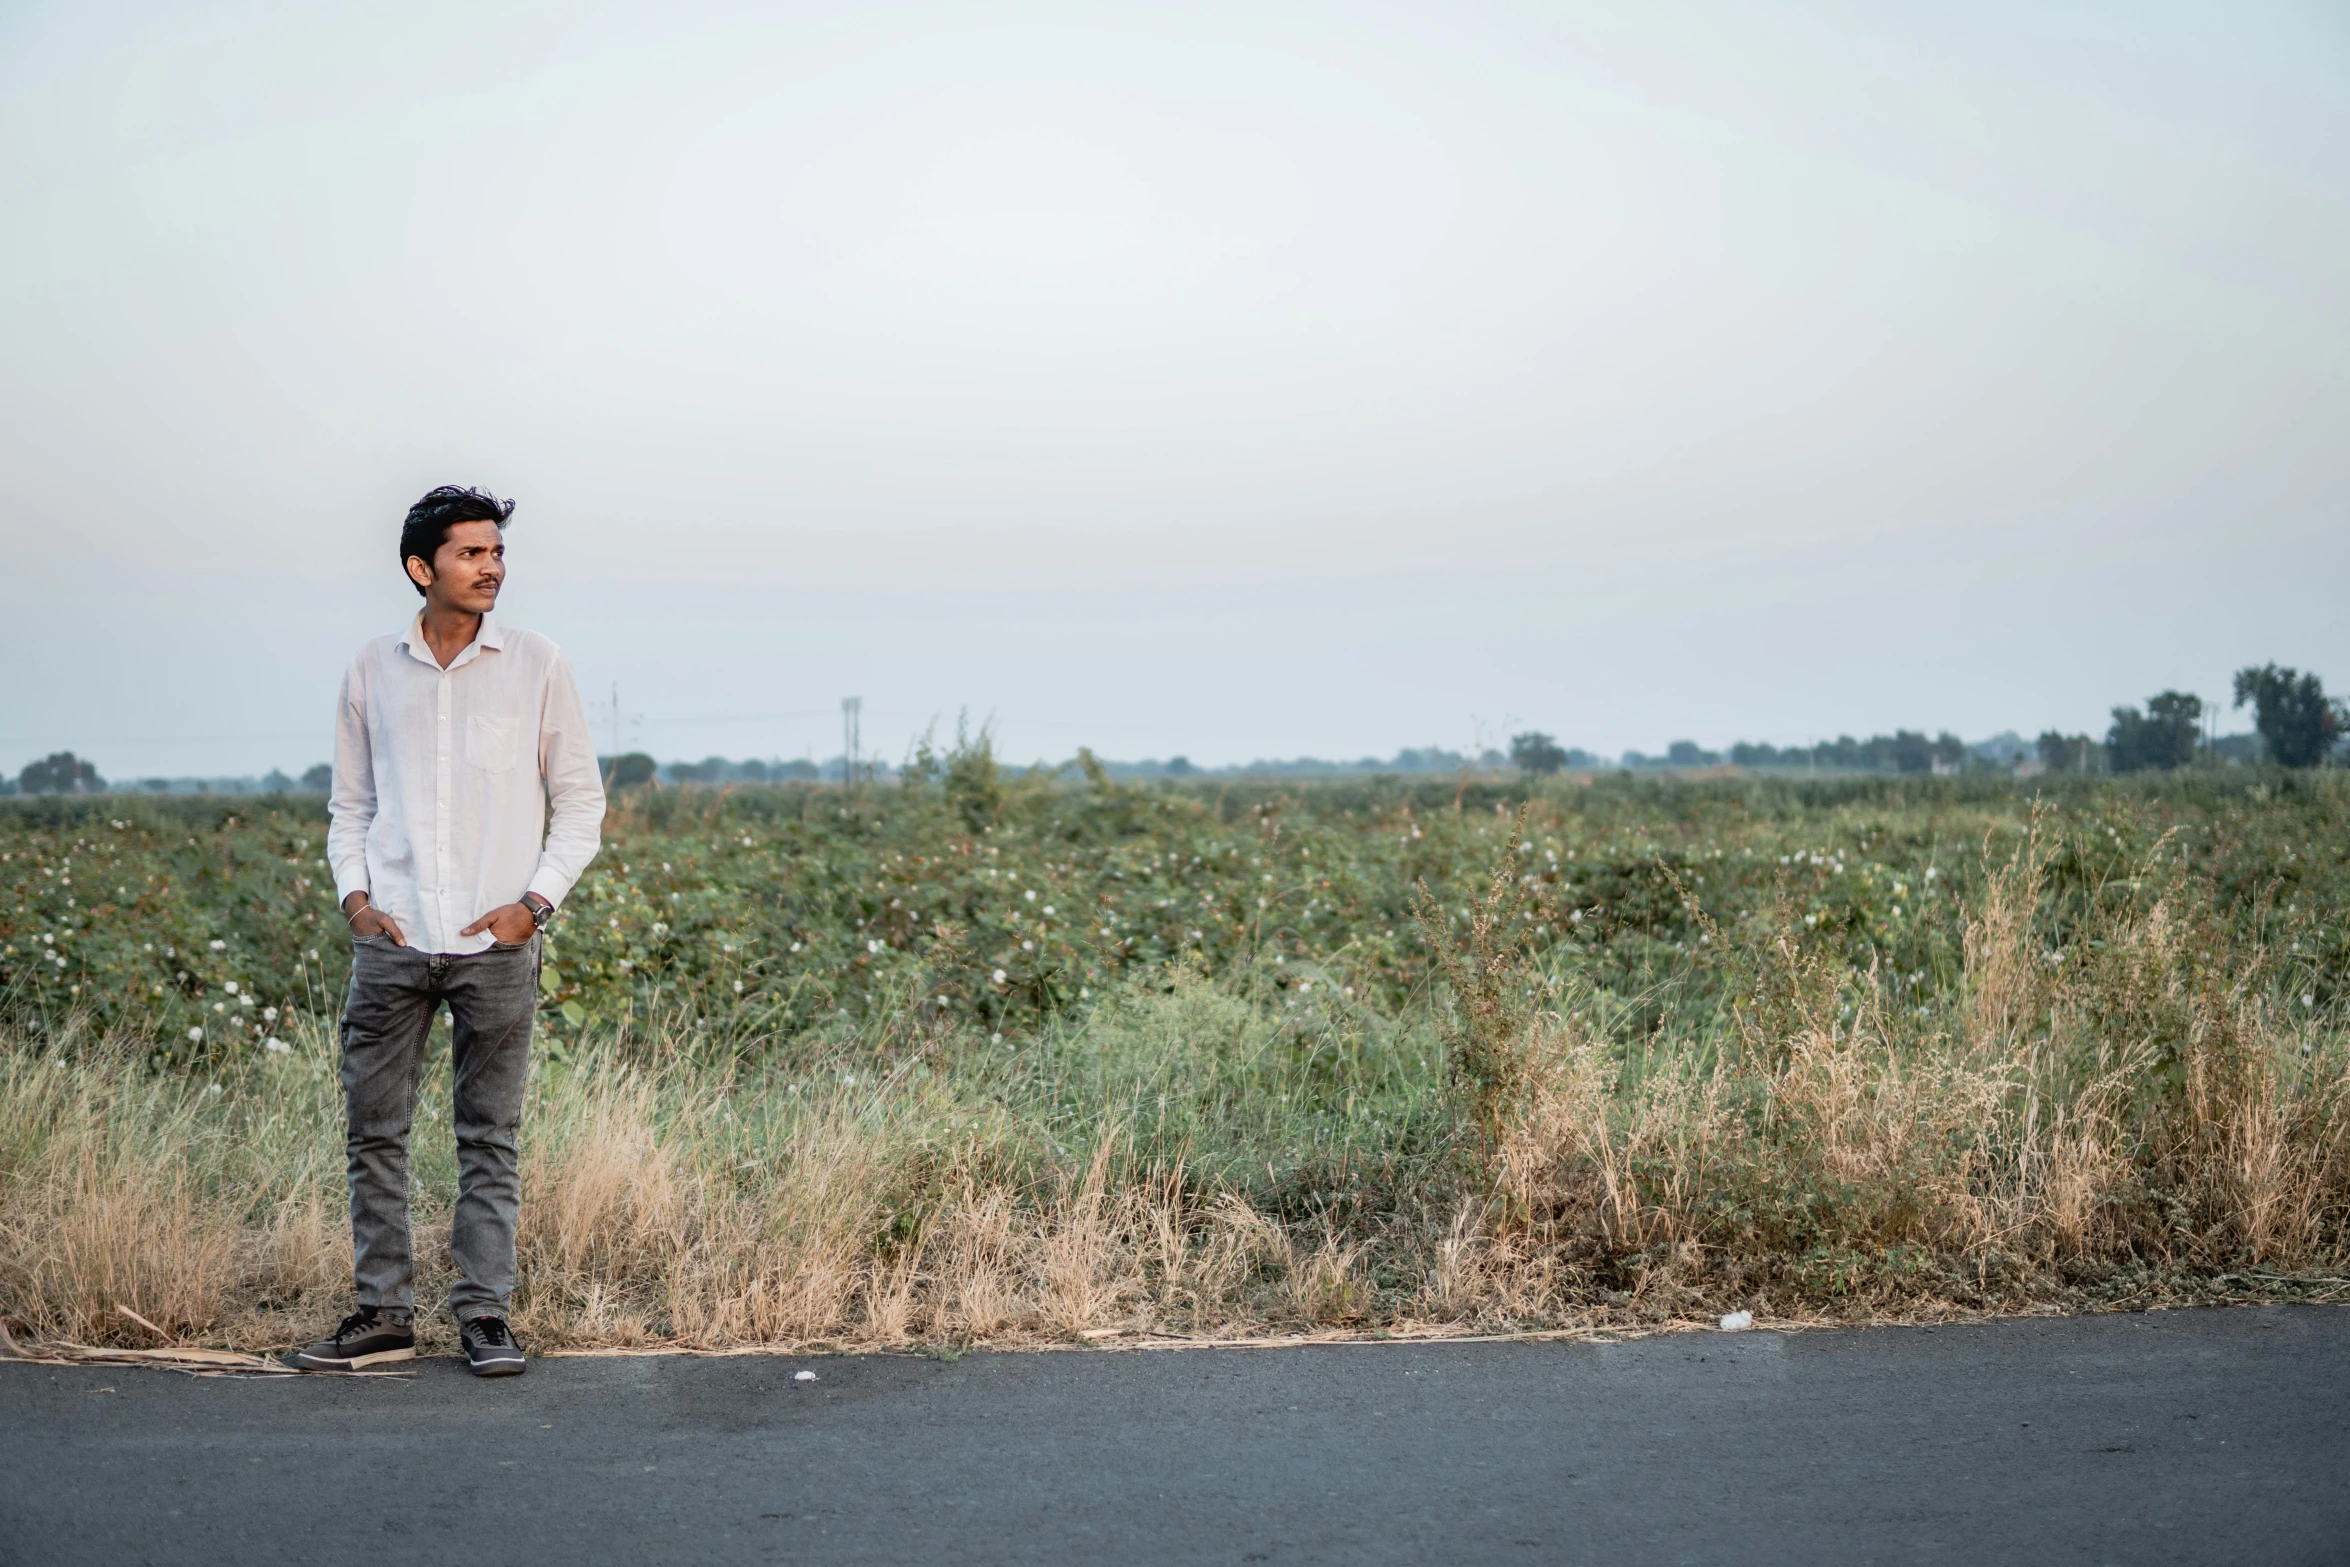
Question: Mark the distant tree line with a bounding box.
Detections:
[3,752,107,796]
[2234,664,2344,767]
[594,754,830,790]
[9,664,2341,797]
[1103,747,1530,780]
[1728,732,1973,774]
[1507,664,2345,779]
[2039,665,2348,775]
[1511,729,1978,775]
[3,757,336,798]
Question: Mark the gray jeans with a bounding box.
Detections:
[340,933,538,1323]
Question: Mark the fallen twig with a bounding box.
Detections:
[5,1339,412,1378]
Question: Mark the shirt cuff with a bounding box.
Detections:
[332,861,371,908]
[523,869,575,910]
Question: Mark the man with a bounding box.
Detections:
[290,485,604,1377]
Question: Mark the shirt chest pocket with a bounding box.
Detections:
[466,713,520,773]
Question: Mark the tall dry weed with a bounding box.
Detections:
[1439,822,2350,1318]
[0,1046,341,1344]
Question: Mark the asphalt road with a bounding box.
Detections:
[3,1305,2344,1566]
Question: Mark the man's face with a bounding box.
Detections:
[407,520,506,612]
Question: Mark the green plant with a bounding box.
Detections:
[1415,805,1540,1155]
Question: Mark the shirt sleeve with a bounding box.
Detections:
[326,658,375,907]
[525,648,606,908]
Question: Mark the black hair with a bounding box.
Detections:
[399,485,515,596]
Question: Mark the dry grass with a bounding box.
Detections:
[5,831,2348,1356]
[0,1037,344,1347]
[1447,835,2350,1323]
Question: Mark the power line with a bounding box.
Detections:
[2,705,949,749]
[629,707,933,728]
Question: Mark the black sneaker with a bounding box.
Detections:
[461,1316,526,1377]
[287,1308,416,1371]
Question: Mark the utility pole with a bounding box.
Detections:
[595,683,640,787]
[602,683,623,787]
[842,696,862,788]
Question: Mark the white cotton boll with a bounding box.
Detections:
[794,1369,817,1382]
[1719,1311,1754,1332]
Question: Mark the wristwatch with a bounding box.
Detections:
[523,893,556,932]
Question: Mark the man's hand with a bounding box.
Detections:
[462,902,539,945]
[342,892,407,946]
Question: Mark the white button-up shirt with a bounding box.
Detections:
[328,612,605,956]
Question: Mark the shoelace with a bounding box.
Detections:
[333,1310,382,1345]
[468,1318,514,1348]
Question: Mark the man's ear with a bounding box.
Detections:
[405,554,434,592]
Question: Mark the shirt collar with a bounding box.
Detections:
[398,611,504,671]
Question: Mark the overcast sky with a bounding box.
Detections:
[4,0,2345,778]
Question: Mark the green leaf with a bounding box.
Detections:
[539,963,564,996]
[560,1000,586,1027]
